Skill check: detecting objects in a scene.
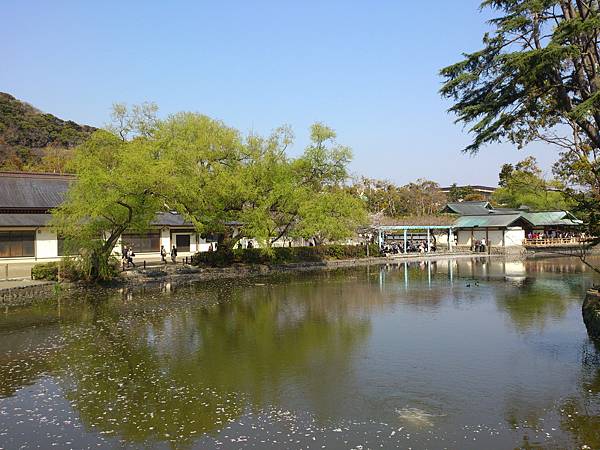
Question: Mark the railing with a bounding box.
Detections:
[523,237,592,247]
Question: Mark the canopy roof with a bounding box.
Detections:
[521,211,583,226]
[454,214,532,228]
[454,211,581,228]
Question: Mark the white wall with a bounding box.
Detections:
[432,231,450,245]
[457,230,472,246]
[456,228,525,247]
[160,228,170,251]
[488,230,504,246]
[504,228,525,246]
[35,228,58,259]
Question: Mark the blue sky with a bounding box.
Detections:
[2,0,557,186]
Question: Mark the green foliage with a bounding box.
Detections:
[0,92,95,171]
[52,103,367,281]
[352,177,446,217]
[294,190,367,244]
[153,112,249,235]
[491,156,573,210]
[31,258,92,281]
[31,262,59,281]
[191,244,381,267]
[447,184,475,202]
[238,123,365,246]
[51,125,164,281]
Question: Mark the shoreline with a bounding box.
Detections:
[1,251,491,307]
[121,251,493,285]
[4,249,592,308]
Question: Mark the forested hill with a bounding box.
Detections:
[0,92,96,172]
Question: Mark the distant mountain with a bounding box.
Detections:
[0,92,96,171]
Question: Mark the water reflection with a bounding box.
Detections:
[559,340,600,447]
[0,257,599,449]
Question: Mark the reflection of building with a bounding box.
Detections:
[0,172,215,260]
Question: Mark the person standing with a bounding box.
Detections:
[160,245,167,264]
[128,247,136,268]
[122,246,130,268]
[170,245,177,264]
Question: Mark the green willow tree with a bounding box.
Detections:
[285,123,367,245]
[440,0,600,232]
[51,131,163,280]
[52,104,368,280]
[153,112,249,238]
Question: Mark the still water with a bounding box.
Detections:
[1,257,599,449]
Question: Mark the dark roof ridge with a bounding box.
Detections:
[441,185,497,190]
[447,200,489,204]
[461,212,521,216]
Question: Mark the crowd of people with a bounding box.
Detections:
[380,240,437,255]
[526,230,583,240]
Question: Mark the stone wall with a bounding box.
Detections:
[583,289,600,340]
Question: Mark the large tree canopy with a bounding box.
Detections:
[441,0,600,231]
[52,105,367,279]
[51,130,163,280]
[441,0,600,154]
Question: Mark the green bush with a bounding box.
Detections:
[31,262,59,281]
[192,244,381,267]
[31,257,90,281]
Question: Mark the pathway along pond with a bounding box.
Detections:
[1,256,600,449]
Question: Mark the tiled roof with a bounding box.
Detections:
[454,214,531,228]
[443,201,492,215]
[454,211,582,228]
[0,172,72,210]
[522,211,583,226]
[152,212,191,226]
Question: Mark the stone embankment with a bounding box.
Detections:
[0,281,57,307]
[583,289,600,340]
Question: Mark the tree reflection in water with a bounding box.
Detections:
[51,279,371,445]
[2,259,600,448]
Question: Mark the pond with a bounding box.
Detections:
[1,256,599,449]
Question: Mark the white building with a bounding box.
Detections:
[444,201,583,249]
[0,172,215,261]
